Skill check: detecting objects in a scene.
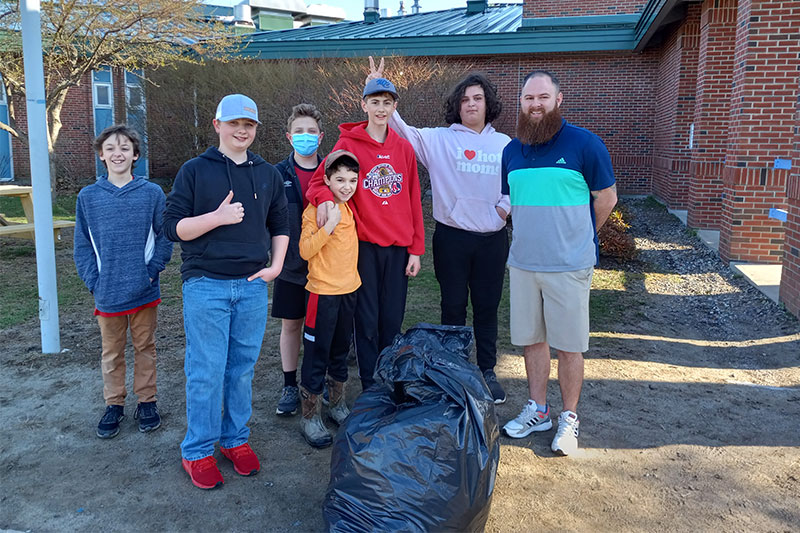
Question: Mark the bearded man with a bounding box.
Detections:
[500,70,617,455]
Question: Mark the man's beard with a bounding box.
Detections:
[516,106,563,145]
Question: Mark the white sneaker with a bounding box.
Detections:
[502,400,552,438]
[551,411,580,456]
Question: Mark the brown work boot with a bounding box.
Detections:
[326,377,351,426]
[299,386,332,448]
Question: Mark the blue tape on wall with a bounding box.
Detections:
[774,159,791,170]
[769,208,787,222]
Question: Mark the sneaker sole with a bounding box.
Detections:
[275,407,298,417]
[139,421,161,433]
[502,419,553,439]
[96,427,121,439]
[301,431,332,449]
[494,397,507,405]
[189,478,224,490]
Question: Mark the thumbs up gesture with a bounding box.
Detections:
[216,190,244,225]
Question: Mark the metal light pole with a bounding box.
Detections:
[20,0,61,353]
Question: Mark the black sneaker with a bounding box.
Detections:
[482,369,506,405]
[134,401,161,433]
[97,405,125,439]
[276,385,300,417]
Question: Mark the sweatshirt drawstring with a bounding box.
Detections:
[224,156,234,194]
[249,161,257,200]
[220,151,257,200]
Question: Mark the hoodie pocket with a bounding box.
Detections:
[200,240,267,264]
[448,198,505,233]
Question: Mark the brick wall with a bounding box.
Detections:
[523,0,646,18]
[11,71,96,183]
[652,4,700,209]
[686,0,737,228]
[718,0,800,263]
[779,85,800,317]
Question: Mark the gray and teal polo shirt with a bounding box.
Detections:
[501,120,615,272]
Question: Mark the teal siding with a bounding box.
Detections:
[93,67,114,177]
[0,75,11,181]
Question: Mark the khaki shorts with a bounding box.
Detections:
[509,265,593,353]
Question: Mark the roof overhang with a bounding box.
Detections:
[240,30,638,59]
[634,0,696,51]
[237,0,692,59]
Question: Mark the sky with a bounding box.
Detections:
[211,1,521,21]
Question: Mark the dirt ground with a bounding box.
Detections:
[2,198,799,532]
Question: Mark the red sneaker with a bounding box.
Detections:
[220,443,260,476]
[182,456,224,490]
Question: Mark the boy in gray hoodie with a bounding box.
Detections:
[74,124,173,439]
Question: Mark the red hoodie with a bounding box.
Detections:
[306,121,425,256]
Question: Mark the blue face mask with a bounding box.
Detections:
[292,133,320,157]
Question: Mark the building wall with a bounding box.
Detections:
[686,0,737,228]
[11,70,101,184]
[523,1,646,17]
[780,93,800,315]
[718,0,799,264]
[652,4,700,209]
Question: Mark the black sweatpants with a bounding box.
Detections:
[432,222,509,371]
[354,241,409,390]
[301,291,357,395]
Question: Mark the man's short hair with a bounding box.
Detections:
[522,70,561,93]
[92,124,141,161]
[286,103,323,132]
[443,72,503,125]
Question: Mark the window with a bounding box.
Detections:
[94,84,111,107]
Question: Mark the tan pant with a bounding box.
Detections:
[97,306,158,406]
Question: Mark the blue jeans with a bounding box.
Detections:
[180,276,269,461]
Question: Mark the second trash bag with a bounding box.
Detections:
[323,323,500,533]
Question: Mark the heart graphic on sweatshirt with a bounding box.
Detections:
[464,150,476,160]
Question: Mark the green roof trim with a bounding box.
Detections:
[519,14,640,31]
[238,0,675,59]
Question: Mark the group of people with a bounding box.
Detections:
[73,57,617,491]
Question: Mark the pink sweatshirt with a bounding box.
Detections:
[390,111,511,233]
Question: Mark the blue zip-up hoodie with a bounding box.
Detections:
[74,176,173,313]
[163,146,289,281]
[274,151,321,286]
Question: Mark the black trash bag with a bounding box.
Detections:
[323,323,500,533]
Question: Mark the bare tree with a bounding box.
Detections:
[0,0,235,184]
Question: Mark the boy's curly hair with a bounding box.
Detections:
[443,73,502,126]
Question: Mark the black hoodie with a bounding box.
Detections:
[164,146,289,281]
[274,151,321,286]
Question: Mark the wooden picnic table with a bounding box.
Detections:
[0,184,75,240]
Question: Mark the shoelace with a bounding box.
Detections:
[514,403,542,424]
[193,457,219,472]
[135,404,156,420]
[556,417,579,437]
[101,408,122,423]
[226,445,252,460]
